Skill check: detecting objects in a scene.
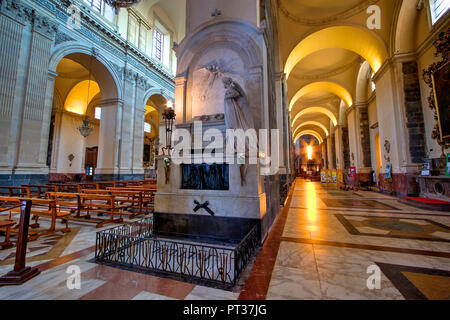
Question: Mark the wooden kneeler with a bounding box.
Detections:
[0,200,40,286]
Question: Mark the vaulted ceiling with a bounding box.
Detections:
[276,0,397,142]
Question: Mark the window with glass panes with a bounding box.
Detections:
[84,0,104,14]
[153,29,163,62]
[430,0,450,24]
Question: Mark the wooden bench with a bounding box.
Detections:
[0,220,15,249]
[0,187,31,198]
[81,189,152,216]
[22,185,58,198]
[0,197,71,240]
[47,193,129,228]
[106,187,155,213]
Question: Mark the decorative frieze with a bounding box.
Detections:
[0,0,31,24]
[54,31,74,45]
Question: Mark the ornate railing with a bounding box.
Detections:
[95,218,259,287]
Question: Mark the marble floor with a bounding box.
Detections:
[1,179,449,300]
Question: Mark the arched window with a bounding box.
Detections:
[429,0,450,25]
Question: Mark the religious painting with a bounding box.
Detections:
[432,60,450,140]
[385,163,392,180]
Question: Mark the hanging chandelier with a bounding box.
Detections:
[78,54,94,138]
[104,0,142,14]
[78,117,94,138]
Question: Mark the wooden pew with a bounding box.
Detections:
[81,189,151,217]
[106,187,155,213]
[47,193,127,228]
[0,197,71,240]
[22,185,58,198]
[0,187,31,198]
[0,220,15,249]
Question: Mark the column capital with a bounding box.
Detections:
[354,102,369,109]
[174,76,187,86]
[99,98,124,108]
[273,71,285,82]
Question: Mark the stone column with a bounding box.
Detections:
[0,2,27,173]
[15,14,57,175]
[356,102,373,183]
[373,59,416,195]
[274,72,286,174]
[131,75,151,175]
[96,98,124,178]
[174,76,187,124]
[334,125,344,170]
[341,126,350,169]
[346,106,362,169]
[326,135,335,169]
[118,68,137,175]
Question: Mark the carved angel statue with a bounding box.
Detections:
[222,77,254,130]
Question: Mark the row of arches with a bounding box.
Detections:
[47,48,172,180]
[285,0,442,189]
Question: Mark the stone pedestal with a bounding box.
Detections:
[154,118,267,243]
[417,176,450,201]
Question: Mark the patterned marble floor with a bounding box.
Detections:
[239,179,450,300]
[1,179,449,300]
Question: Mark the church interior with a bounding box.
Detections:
[0,0,449,301]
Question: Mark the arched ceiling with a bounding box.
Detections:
[293,121,330,137]
[64,80,100,115]
[277,0,395,143]
[291,106,338,128]
[289,81,353,111]
[285,26,388,79]
[294,130,324,144]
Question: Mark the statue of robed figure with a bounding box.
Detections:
[222,77,254,130]
[222,77,255,186]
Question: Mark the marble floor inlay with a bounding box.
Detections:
[1,179,449,300]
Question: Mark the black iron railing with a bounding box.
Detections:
[95,217,258,287]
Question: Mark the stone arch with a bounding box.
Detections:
[175,18,264,127]
[291,106,338,128]
[289,81,353,111]
[143,88,174,108]
[284,26,388,79]
[176,18,262,73]
[393,0,420,54]
[49,44,121,100]
[293,121,329,138]
[339,100,348,126]
[355,61,373,103]
[294,130,324,144]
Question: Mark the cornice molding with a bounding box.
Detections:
[277,0,380,26]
